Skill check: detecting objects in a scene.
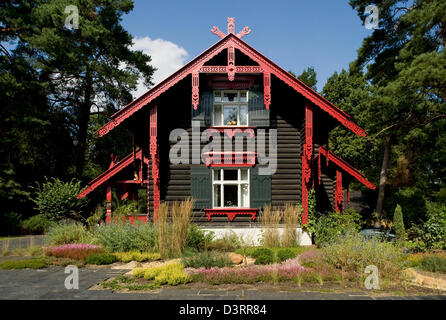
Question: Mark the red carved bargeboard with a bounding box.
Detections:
[204,208,258,221]
[97,33,367,138]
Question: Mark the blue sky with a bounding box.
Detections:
[123,0,372,94]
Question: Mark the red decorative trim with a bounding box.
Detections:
[205,126,255,139]
[200,66,263,74]
[202,151,256,167]
[211,18,251,39]
[301,161,309,225]
[305,102,313,161]
[263,72,271,110]
[204,208,258,221]
[230,36,367,137]
[192,72,199,110]
[319,146,376,190]
[317,153,321,185]
[211,26,226,39]
[335,170,343,213]
[106,185,112,224]
[227,46,235,81]
[150,104,160,222]
[301,102,313,225]
[77,149,144,199]
[97,34,366,138]
[227,17,235,34]
[207,75,255,89]
[96,36,234,137]
[236,26,251,39]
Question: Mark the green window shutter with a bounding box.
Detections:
[248,90,269,127]
[250,166,271,208]
[192,91,213,127]
[191,166,212,209]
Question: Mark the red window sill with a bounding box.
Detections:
[204,208,258,221]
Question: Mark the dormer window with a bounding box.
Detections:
[213,90,248,126]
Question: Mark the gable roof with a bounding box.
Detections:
[96,34,366,138]
[77,149,145,199]
[318,146,375,190]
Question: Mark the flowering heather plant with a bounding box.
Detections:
[185,258,314,285]
[45,243,104,260]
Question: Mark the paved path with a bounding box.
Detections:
[0,268,445,300]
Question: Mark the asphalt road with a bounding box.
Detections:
[0,268,445,300]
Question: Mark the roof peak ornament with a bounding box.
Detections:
[211,17,251,39]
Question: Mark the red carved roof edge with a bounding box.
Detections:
[96,34,366,138]
[77,149,143,199]
[319,146,375,190]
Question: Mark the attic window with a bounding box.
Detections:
[213,90,248,126]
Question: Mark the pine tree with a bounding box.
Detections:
[393,204,405,243]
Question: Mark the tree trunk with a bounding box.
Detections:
[75,71,93,179]
[375,135,391,217]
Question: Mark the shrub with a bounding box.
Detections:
[322,233,406,281]
[45,222,92,245]
[22,214,55,234]
[185,258,338,285]
[45,243,103,260]
[313,209,362,247]
[182,251,233,269]
[252,248,274,265]
[420,256,446,273]
[0,258,47,269]
[114,251,161,263]
[93,222,157,253]
[208,232,241,252]
[30,177,89,221]
[277,248,297,262]
[393,204,405,243]
[85,253,118,265]
[408,202,446,251]
[394,187,427,225]
[133,263,191,286]
[186,224,213,251]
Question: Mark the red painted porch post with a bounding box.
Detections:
[302,101,313,225]
[335,169,343,213]
[106,185,112,224]
[150,104,160,222]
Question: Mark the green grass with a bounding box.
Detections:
[0,236,26,241]
[0,258,47,269]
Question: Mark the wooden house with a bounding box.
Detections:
[77,18,375,227]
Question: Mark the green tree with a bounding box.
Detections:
[393,204,405,243]
[2,0,155,178]
[347,0,446,217]
[289,67,318,90]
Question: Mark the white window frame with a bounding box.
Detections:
[212,168,250,208]
[212,90,249,126]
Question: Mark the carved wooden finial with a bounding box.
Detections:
[211,18,251,39]
[227,17,235,34]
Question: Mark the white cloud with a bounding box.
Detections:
[131,36,189,99]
